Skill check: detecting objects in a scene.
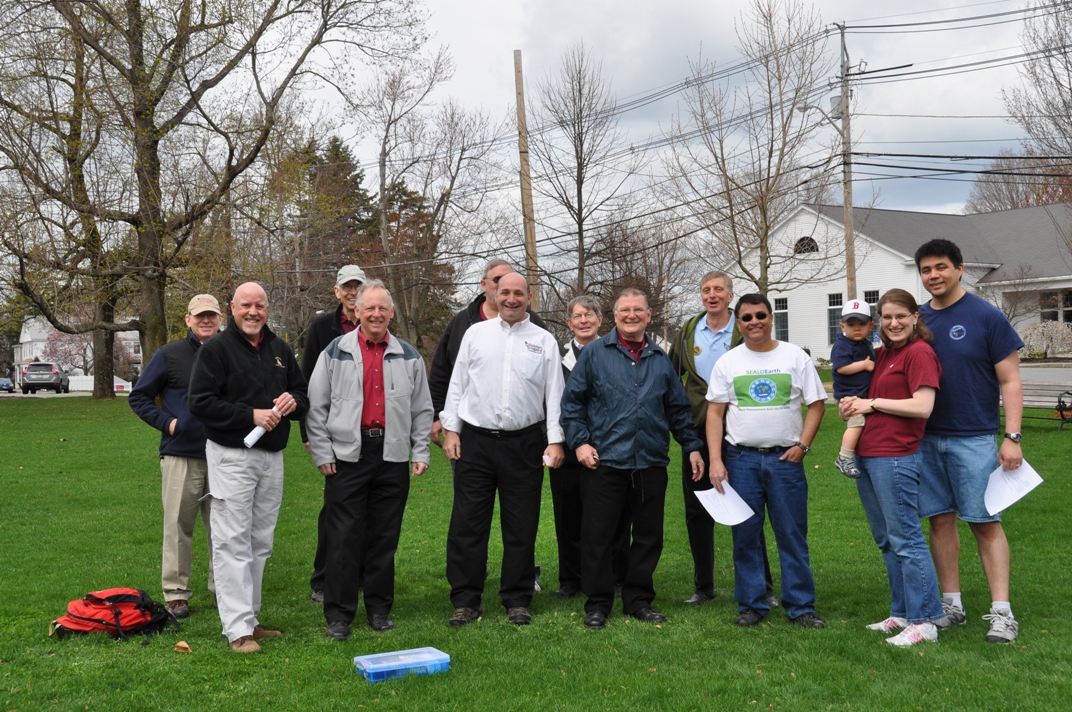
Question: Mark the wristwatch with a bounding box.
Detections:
[1004,432,1022,443]
[793,442,811,455]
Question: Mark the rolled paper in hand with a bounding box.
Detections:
[244,406,281,448]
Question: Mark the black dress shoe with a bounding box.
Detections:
[583,610,607,629]
[790,612,825,629]
[684,591,715,605]
[367,613,395,632]
[735,608,764,627]
[629,607,667,623]
[553,585,581,599]
[325,620,350,641]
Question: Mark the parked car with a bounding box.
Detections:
[21,363,70,394]
[0,377,14,393]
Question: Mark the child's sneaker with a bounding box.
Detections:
[866,616,908,632]
[885,623,938,647]
[982,608,1018,643]
[834,455,861,479]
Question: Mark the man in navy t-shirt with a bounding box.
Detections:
[915,239,1024,644]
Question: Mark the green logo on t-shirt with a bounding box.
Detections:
[734,373,792,408]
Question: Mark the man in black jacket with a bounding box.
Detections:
[129,294,222,620]
[300,264,366,603]
[188,282,308,653]
[428,259,548,445]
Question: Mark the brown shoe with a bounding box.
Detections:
[506,607,532,625]
[252,624,282,639]
[448,606,482,627]
[166,600,190,619]
[230,636,261,653]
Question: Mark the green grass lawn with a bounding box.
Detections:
[0,398,1069,711]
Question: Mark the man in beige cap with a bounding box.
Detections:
[301,265,368,602]
[129,294,223,619]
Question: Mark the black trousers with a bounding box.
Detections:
[551,458,629,589]
[684,440,776,598]
[310,503,328,592]
[581,465,667,616]
[323,439,410,623]
[446,425,545,610]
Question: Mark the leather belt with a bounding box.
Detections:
[464,421,544,439]
[361,429,385,439]
[732,444,790,454]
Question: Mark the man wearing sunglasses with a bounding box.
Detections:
[705,294,826,630]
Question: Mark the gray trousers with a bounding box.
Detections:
[206,441,284,642]
[160,456,215,601]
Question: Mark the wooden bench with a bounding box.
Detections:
[1003,382,1072,430]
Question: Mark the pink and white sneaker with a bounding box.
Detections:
[885,623,938,647]
[866,616,908,632]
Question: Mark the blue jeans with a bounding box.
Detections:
[725,445,816,619]
[856,452,944,624]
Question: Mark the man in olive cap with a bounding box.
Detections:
[129,294,223,619]
[301,265,368,602]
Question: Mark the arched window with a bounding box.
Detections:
[794,236,819,255]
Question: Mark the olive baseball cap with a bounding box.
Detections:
[187,294,222,316]
[336,265,368,286]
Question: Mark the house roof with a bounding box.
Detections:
[812,203,1072,283]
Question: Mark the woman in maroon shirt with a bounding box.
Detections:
[839,289,945,647]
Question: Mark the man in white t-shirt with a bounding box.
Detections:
[705,293,826,629]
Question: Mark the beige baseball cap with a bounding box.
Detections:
[336,264,368,287]
[188,294,222,316]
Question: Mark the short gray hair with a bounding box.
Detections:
[700,271,733,293]
[356,279,393,309]
[483,258,511,279]
[613,287,649,310]
[567,295,602,319]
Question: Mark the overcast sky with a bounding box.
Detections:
[391,0,1034,215]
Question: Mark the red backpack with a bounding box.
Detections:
[50,588,179,641]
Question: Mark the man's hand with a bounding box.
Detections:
[412,461,429,477]
[304,441,311,455]
[318,462,336,476]
[273,392,298,416]
[168,419,178,436]
[688,450,704,481]
[999,439,1023,471]
[780,445,806,463]
[430,419,444,448]
[253,408,281,430]
[576,444,600,470]
[543,443,565,469]
[708,459,728,494]
[443,431,462,461]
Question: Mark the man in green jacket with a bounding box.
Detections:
[668,271,775,607]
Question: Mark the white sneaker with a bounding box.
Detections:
[866,616,908,632]
[934,598,966,629]
[983,608,1018,643]
[885,623,938,647]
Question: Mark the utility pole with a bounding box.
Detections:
[836,23,856,301]
[513,50,540,309]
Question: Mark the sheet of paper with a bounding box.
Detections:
[984,460,1043,516]
[694,483,755,526]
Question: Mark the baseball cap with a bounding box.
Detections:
[841,300,872,322]
[336,265,368,287]
[188,294,222,316]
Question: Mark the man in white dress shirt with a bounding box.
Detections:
[441,273,566,627]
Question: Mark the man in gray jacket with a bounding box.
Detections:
[305,281,434,640]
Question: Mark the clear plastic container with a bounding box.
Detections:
[353,647,450,683]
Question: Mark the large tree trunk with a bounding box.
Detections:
[92,299,115,400]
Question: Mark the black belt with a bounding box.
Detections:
[464,421,544,439]
[732,444,790,454]
[361,428,385,439]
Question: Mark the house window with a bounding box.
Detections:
[1041,292,1058,322]
[794,236,819,255]
[828,293,843,345]
[774,298,789,341]
[1064,291,1072,323]
[864,290,880,343]
[864,290,879,304]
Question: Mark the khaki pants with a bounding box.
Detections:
[206,441,284,642]
[161,456,215,602]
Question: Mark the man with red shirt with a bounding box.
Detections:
[305,281,434,640]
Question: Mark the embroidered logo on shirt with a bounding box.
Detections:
[949,325,967,341]
[524,342,543,355]
[274,356,285,368]
[693,345,702,356]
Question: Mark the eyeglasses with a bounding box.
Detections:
[739,312,769,323]
[337,282,363,292]
[569,311,598,321]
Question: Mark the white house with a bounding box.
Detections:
[14,316,142,383]
[732,203,1072,361]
